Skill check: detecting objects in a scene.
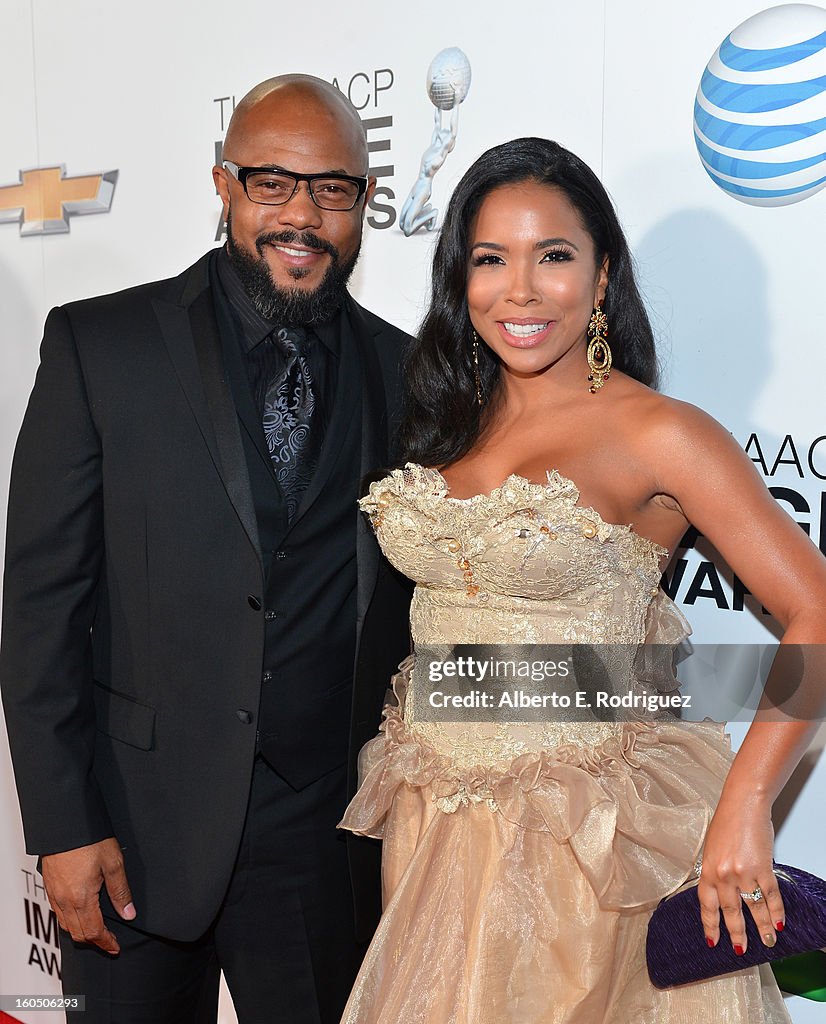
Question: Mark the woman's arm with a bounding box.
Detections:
[649,401,826,954]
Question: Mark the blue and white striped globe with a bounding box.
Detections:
[694,4,826,206]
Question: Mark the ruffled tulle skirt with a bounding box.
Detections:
[338,661,791,1024]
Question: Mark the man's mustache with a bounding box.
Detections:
[255,230,339,261]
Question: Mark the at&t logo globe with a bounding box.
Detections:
[694,4,826,206]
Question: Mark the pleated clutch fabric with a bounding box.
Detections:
[647,863,826,988]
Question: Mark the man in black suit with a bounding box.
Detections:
[1,75,411,1023]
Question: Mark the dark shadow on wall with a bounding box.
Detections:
[635,209,823,834]
[637,209,779,627]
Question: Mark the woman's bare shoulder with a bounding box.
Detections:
[605,372,734,455]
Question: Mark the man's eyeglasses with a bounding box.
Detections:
[223,161,368,211]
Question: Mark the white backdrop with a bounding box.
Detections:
[1,2,824,1022]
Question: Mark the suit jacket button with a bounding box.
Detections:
[236,709,253,724]
[247,595,262,611]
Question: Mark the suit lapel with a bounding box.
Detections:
[210,281,280,487]
[153,253,262,563]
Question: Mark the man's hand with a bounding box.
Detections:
[41,837,136,954]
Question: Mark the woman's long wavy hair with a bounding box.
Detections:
[397,137,658,468]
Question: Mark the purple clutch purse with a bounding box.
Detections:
[646,863,826,988]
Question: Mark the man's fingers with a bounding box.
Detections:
[47,894,70,938]
[41,838,132,950]
[62,898,120,955]
[102,849,136,921]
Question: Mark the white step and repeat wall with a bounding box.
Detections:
[1,2,824,1022]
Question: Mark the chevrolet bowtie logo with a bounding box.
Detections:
[0,165,118,236]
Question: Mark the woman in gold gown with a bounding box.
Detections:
[338,137,826,1023]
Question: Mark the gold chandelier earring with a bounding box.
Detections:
[586,305,611,393]
[472,329,484,407]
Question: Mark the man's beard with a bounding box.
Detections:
[225,211,361,325]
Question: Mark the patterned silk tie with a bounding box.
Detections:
[261,326,321,521]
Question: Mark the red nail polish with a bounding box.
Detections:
[775,921,784,932]
[734,944,745,956]
[706,937,715,948]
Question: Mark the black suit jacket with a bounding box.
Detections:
[0,251,412,941]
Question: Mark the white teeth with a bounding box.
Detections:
[275,245,314,257]
[503,322,549,337]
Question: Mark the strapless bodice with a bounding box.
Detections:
[359,463,690,768]
[360,462,676,646]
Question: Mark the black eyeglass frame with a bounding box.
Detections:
[223,160,369,211]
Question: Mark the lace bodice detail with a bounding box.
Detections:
[359,463,687,769]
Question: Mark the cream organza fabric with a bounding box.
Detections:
[338,463,790,1024]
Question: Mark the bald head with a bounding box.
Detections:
[224,74,368,171]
